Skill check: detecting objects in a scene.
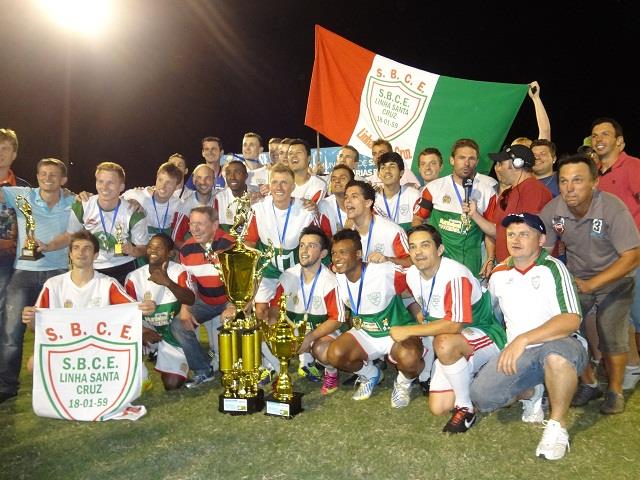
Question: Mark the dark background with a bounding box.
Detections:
[1,0,638,191]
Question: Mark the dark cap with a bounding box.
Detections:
[489,144,535,166]
[501,212,546,234]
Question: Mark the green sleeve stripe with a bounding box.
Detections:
[71,201,84,222]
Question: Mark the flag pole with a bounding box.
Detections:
[315,130,322,174]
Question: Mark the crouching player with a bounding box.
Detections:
[327,229,423,406]
[390,225,506,433]
[268,226,345,394]
[125,233,196,390]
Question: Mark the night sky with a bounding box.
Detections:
[2,0,638,192]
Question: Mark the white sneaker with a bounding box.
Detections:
[208,350,220,373]
[390,380,412,408]
[521,383,545,423]
[622,365,640,391]
[536,420,570,460]
[352,368,383,401]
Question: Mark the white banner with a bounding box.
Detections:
[32,303,146,421]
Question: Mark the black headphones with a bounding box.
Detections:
[506,146,533,169]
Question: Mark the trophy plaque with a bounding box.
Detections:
[15,195,44,261]
[208,192,274,415]
[262,295,306,419]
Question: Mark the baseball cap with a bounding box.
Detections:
[501,212,546,234]
[488,144,535,165]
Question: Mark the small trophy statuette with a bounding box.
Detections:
[16,195,43,261]
[113,222,125,256]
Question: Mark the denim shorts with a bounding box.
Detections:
[470,336,588,413]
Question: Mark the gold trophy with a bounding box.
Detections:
[113,222,125,256]
[15,195,44,261]
[262,294,306,418]
[209,192,274,415]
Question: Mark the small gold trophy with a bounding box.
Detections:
[262,294,305,418]
[113,222,125,256]
[210,193,274,415]
[15,195,44,261]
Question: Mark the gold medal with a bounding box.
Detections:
[64,300,73,308]
[352,316,363,329]
[143,291,152,301]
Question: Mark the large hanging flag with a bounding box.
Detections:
[305,25,528,177]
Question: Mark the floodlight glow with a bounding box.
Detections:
[38,0,114,36]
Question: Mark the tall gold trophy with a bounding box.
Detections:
[15,195,44,261]
[208,193,273,415]
[262,294,306,418]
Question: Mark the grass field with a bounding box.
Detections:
[1,330,639,480]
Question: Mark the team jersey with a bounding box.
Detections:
[179,232,235,306]
[318,194,347,235]
[122,187,182,237]
[246,165,270,190]
[374,185,421,231]
[413,174,496,275]
[213,188,248,234]
[67,196,148,269]
[292,175,327,203]
[244,196,317,279]
[356,215,410,260]
[335,262,416,338]
[36,271,133,308]
[270,263,345,330]
[125,262,194,348]
[489,250,581,346]
[405,258,506,349]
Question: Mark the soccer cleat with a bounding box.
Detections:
[521,384,545,423]
[208,350,220,374]
[442,407,476,434]
[536,420,570,460]
[571,384,602,407]
[298,363,322,383]
[352,368,383,401]
[141,378,154,393]
[258,368,276,388]
[321,371,339,395]
[184,369,215,389]
[599,391,625,414]
[390,380,412,408]
[622,365,640,391]
[417,379,431,396]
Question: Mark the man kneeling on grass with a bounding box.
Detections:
[470,214,587,460]
[389,225,506,434]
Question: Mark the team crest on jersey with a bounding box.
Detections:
[552,216,565,236]
[442,194,451,204]
[292,294,300,306]
[400,204,410,216]
[312,296,322,310]
[90,297,103,307]
[374,243,384,253]
[367,292,381,306]
[531,276,541,289]
[64,300,73,308]
[431,294,441,310]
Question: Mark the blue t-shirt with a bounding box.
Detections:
[2,186,74,271]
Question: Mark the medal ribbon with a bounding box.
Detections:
[272,198,293,252]
[346,264,366,317]
[300,265,322,316]
[151,194,170,230]
[382,186,402,223]
[420,271,437,319]
[98,200,121,238]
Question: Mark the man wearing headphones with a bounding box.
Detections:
[469,144,552,265]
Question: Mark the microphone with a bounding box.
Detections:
[463,177,474,204]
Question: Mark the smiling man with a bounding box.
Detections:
[318,164,354,235]
[373,152,420,232]
[213,160,250,233]
[0,158,74,403]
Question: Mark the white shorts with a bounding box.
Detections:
[255,277,279,303]
[155,340,189,379]
[429,327,499,393]
[347,328,393,361]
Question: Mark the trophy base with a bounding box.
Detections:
[264,392,303,419]
[218,389,264,415]
[19,249,44,261]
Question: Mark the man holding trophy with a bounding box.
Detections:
[0,158,74,404]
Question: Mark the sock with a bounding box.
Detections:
[261,341,280,374]
[355,362,377,380]
[324,366,338,375]
[419,336,435,381]
[441,357,473,411]
[396,371,415,386]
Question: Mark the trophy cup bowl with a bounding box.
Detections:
[113,222,126,256]
[262,294,305,418]
[15,195,44,261]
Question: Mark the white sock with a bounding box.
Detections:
[441,356,473,411]
[261,342,280,374]
[419,336,435,381]
[396,371,414,386]
[324,366,338,375]
[355,362,377,380]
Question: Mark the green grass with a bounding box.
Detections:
[1,330,639,480]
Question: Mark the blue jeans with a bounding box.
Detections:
[0,269,66,395]
[470,337,588,413]
[170,299,225,376]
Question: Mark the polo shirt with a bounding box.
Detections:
[540,190,640,280]
[2,186,74,271]
[598,152,640,230]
